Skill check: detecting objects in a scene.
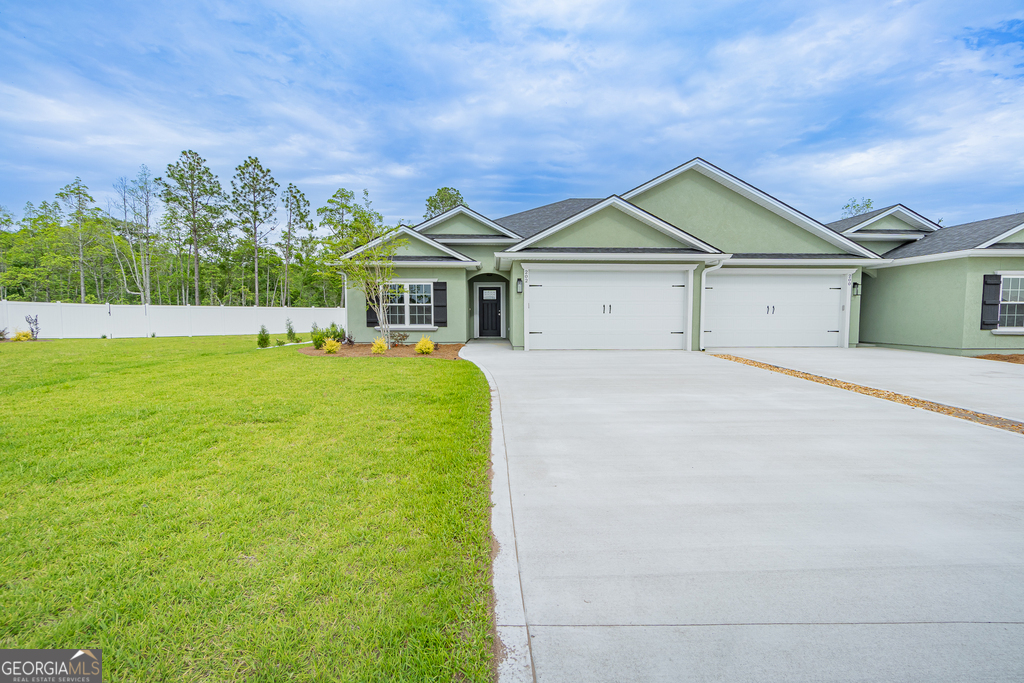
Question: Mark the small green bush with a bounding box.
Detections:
[311,323,326,350]
[285,318,296,342]
[275,338,286,346]
[257,325,270,348]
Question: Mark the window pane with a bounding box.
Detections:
[386,305,405,325]
[1002,277,1024,303]
[409,305,432,325]
[408,283,432,305]
[1000,303,1024,328]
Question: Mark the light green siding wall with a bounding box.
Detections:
[996,225,1024,243]
[394,237,455,258]
[860,215,919,232]
[421,213,503,235]
[529,207,687,249]
[960,257,1024,352]
[860,256,1024,354]
[346,267,470,344]
[630,170,846,254]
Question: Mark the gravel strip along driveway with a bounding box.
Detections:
[714,354,1024,436]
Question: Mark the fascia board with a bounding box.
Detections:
[343,227,475,262]
[622,158,880,259]
[412,206,521,238]
[494,251,732,270]
[432,237,519,245]
[867,249,1024,269]
[506,196,721,254]
[844,206,939,234]
[388,260,482,269]
[977,222,1024,248]
[850,233,925,241]
[725,259,882,267]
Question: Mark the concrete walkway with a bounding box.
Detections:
[716,346,1024,423]
[460,343,1024,683]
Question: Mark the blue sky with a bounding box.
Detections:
[1,0,1023,227]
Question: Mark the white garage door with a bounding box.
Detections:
[526,268,689,350]
[704,271,847,347]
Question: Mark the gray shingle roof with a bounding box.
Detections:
[824,206,897,233]
[428,234,516,240]
[495,198,603,239]
[886,212,1024,259]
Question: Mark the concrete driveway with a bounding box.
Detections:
[460,343,1024,683]
[716,346,1024,423]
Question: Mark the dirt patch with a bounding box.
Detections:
[299,343,464,360]
[976,353,1024,365]
[713,353,1024,436]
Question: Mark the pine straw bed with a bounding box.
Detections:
[300,343,465,359]
[975,353,1024,365]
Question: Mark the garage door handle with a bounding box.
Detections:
[603,305,606,314]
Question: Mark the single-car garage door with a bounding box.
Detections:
[704,270,848,347]
[526,268,690,349]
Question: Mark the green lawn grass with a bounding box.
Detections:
[0,336,494,682]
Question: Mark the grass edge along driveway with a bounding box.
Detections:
[0,335,494,682]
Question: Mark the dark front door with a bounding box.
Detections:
[478,287,502,337]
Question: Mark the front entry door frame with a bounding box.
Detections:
[474,281,507,339]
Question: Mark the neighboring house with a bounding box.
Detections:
[342,158,1024,354]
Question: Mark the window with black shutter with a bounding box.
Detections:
[982,274,1002,330]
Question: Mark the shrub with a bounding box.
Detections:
[275,338,286,346]
[151,332,156,338]
[323,338,341,354]
[371,336,387,355]
[25,315,40,340]
[0,328,7,341]
[12,330,32,342]
[389,331,410,346]
[285,318,296,342]
[415,335,434,355]
[100,334,107,339]
[257,325,270,348]
[294,336,303,343]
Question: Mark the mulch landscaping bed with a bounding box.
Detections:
[299,343,465,359]
[976,353,1024,365]
[713,353,1024,436]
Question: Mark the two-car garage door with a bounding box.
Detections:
[524,267,849,350]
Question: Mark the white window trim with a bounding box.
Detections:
[385,281,434,327]
[473,281,507,339]
[995,272,1024,333]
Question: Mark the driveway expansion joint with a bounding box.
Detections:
[713,353,1024,436]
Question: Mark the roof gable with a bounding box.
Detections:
[506,197,721,254]
[626,165,868,256]
[886,212,1024,259]
[829,205,939,234]
[415,206,520,238]
[342,226,476,262]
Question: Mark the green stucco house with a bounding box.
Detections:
[342,158,1024,355]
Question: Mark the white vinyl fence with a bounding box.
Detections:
[0,300,347,340]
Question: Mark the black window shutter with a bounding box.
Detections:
[981,274,1002,329]
[434,282,447,327]
[366,293,379,327]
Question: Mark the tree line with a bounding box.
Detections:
[0,150,466,307]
